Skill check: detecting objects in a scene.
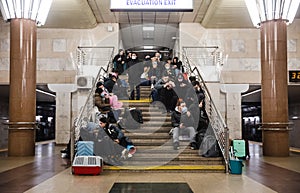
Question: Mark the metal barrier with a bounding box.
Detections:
[182,47,230,173]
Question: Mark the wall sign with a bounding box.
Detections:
[110,0,193,12]
[289,71,300,82]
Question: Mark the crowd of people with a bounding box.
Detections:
[111,49,210,152]
[62,50,210,165]
[112,50,185,100]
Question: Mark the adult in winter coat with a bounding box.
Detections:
[127,52,143,100]
[113,49,126,74]
[96,117,136,165]
[172,101,197,150]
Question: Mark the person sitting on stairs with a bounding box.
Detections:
[172,101,197,150]
[96,117,136,165]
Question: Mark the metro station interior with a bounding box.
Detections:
[0,1,300,193]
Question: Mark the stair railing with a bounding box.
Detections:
[70,46,115,161]
[182,47,230,173]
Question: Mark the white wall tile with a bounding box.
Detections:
[52,39,67,52]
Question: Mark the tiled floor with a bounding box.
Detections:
[0,142,299,193]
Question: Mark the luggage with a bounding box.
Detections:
[233,139,246,158]
[72,156,103,175]
[76,141,94,156]
[200,134,221,157]
[195,132,205,149]
[128,108,143,124]
[119,107,143,129]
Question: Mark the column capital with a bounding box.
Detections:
[48,84,77,93]
[220,84,249,94]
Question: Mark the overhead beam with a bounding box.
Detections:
[201,0,222,28]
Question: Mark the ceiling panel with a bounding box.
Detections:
[1,0,299,51]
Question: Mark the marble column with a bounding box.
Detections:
[260,19,289,156]
[221,84,249,140]
[48,84,77,144]
[8,19,37,156]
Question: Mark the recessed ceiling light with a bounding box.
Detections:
[143,26,154,31]
[144,46,153,49]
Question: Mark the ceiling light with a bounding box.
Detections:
[0,0,53,26]
[36,89,56,98]
[143,26,154,31]
[241,89,261,97]
[144,46,154,49]
[244,0,300,27]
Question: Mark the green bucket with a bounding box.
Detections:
[229,159,244,174]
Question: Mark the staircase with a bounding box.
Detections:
[104,86,225,172]
[73,49,229,173]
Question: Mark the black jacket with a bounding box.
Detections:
[98,124,124,141]
[104,79,116,93]
[171,109,181,127]
[180,111,195,128]
[127,59,142,84]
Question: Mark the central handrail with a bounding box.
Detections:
[182,47,230,173]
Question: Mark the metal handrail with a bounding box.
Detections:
[182,47,230,173]
[70,46,115,161]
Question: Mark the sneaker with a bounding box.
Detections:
[168,128,174,136]
[121,149,128,160]
[127,153,133,158]
[173,141,180,150]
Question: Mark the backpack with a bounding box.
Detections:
[129,108,143,124]
[200,135,221,157]
[119,107,143,130]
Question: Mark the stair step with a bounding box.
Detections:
[123,123,171,128]
[131,139,172,146]
[140,122,172,127]
[123,155,223,163]
[104,164,225,172]
[123,113,170,118]
[125,132,171,139]
[123,127,171,133]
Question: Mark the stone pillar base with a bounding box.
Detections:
[263,130,289,157]
[8,128,35,156]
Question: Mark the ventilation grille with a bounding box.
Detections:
[73,156,102,166]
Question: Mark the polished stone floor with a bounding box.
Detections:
[0,141,299,193]
[109,183,193,193]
